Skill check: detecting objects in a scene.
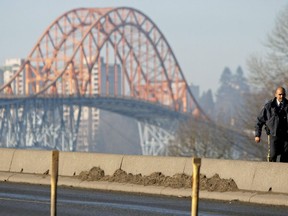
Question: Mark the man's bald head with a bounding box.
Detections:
[275,87,286,102]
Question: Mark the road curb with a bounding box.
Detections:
[1,172,288,207]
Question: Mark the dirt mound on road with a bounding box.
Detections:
[78,167,238,192]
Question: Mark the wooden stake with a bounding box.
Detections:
[51,150,59,216]
[191,158,201,216]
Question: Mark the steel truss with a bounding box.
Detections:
[0,99,81,151]
[137,119,178,155]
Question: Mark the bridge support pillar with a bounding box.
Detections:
[137,120,177,155]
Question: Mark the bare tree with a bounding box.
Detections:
[247,6,288,93]
[167,118,265,160]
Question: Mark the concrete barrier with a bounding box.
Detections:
[201,158,288,193]
[58,152,123,176]
[9,149,51,174]
[0,148,15,172]
[1,148,288,194]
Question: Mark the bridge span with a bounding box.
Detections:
[0,95,193,154]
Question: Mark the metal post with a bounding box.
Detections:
[51,150,59,216]
[267,134,271,162]
[264,125,271,162]
[191,158,201,216]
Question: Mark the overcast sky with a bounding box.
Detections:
[0,0,287,95]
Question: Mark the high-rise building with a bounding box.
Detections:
[99,58,122,96]
[3,58,25,95]
[0,67,3,87]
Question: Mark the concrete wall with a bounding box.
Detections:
[1,148,288,194]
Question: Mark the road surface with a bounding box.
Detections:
[0,182,287,216]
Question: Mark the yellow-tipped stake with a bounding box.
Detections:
[267,135,271,162]
[264,125,271,162]
[51,150,59,216]
[191,158,201,216]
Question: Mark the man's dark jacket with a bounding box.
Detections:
[255,97,288,137]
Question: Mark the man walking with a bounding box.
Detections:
[255,87,288,162]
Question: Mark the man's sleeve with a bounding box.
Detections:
[255,106,267,137]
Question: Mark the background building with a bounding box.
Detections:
[3,58,25,95]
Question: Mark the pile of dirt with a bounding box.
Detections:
[78,167,238,192]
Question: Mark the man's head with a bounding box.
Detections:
[275,87,286,102]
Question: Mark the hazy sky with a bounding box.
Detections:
[0,0,287,95]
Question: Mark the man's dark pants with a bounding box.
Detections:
[270,135,288,162]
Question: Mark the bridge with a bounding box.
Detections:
[0,7,208,155]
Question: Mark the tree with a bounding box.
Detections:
[166,117,264,160]
[247,6,288,93]
[215,67,235,125]
[232,66,250,128]
[214,66,250,128]
[234,66,249,93]
[199,89,214,117]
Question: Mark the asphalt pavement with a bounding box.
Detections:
[0,182,288,216]
[1,171,288,207]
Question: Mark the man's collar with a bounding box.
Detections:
[277,100,281,106]
[276,99,286,107]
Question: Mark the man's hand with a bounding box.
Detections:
[255,137,261,143]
